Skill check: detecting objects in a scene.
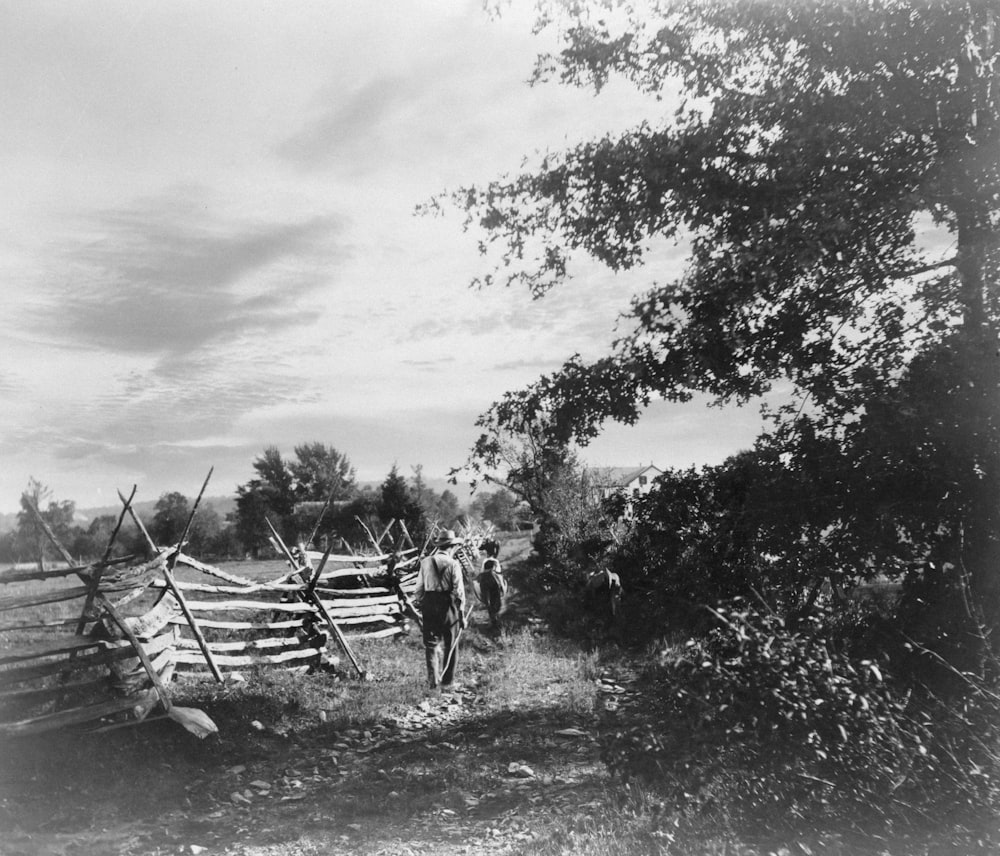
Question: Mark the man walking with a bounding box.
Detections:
[414,529,467,691]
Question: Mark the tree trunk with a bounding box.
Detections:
[954,205,1000,646]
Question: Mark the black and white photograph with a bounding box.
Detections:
[1,1,997,853]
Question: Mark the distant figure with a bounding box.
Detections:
[481,537,501,559]
[477,556,507,630]
[584,567,622,623]
[414,530,467,691]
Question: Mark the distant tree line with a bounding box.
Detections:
[0,444,525,565]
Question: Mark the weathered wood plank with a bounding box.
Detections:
[0,586,91,612]
[319,585,394,596]
[0,556,133,586]
[172,553,254,586]
[0,673,110,707]
[315,565,388,581]
[316,594,400,608]
[303,550,396,566]
[0,632,176,687]
[111,630,178,678]
[173,646,321,667]
[140,478,226,684]
[0,617,84,633]
[124,595,183,639]
[0,636,106,666]
[323,603,399,619]
[344,626,403,639]
[329,614,397,626]
[23,500,174,715]
[175,662,311,679]
[78,488,137,633]
[179,599,317,614]
[149,579,301,595]
[110,585,153,610]
[266,520,366,679]
[0,691,158,736]
[167,616,303,631]
[95,553,169,591]
[113,648,176,691]
[175,636,303,653]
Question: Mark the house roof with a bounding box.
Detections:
[588,465,662,488]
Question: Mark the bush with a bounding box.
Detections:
[602,602,1000,844]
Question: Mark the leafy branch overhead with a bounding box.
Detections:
[435,0,999,635]
[436,0,997,443]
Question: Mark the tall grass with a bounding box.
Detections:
[478,628,600,715]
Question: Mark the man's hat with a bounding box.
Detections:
[433,529,461,547]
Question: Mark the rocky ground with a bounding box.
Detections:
[1,608,643,856]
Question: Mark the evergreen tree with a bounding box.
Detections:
[377,464,426,542]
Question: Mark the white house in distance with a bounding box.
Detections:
[588,464,665,503]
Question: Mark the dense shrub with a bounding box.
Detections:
[602,603,1000,843]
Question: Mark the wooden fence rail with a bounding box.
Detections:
[0,512,491,738]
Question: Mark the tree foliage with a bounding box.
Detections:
[150,492,191,547]
[470,488,523,530]
[375,464,428,543]
[15,479,75,569]
[148,491,223,556]
[235,443,355,556]
[288,442,356,503]
[442,0,1000,627]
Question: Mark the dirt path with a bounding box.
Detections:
[207,674,612,856]
[201,664,639,855]
[2,621,638,856]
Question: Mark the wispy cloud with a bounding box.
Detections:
[32,187,345,359]
[491,356,561,372]
[402,357,458,369]
[277,75,416,171]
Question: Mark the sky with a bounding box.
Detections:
[0,0,768,513]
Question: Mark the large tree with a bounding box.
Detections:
[235,442,357,554]
[149,491,191,547]
[16,479,76,568]
[470,488,522,530]
[148,492,223,555]
[444,1,1000,629]
[377,464,427,540]
[289,442,355,503]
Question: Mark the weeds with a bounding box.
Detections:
[601,602,1000,852]
[479,628,599,715]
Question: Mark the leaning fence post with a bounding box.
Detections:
[266,517,366,678]
[75,485,137,635]
[119,474,225,684]
[25,499,174,714]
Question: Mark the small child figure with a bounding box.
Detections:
[478,556,507,630]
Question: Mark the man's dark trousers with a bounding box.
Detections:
[421,590,460,688]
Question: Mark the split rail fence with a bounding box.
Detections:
[0,486,487,739]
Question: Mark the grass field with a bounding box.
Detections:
[0,539,640,855]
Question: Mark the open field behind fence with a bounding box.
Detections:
[0,520,498,738]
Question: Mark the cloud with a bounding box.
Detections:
[491,356,561,372]
[401,357,458,369]
[32,187,345,359]
[277,75,416,171]
[271,16,559,180]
